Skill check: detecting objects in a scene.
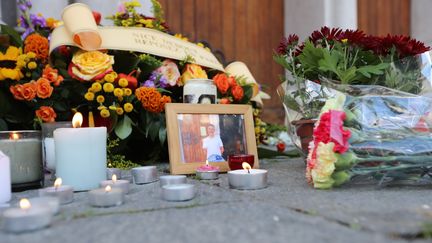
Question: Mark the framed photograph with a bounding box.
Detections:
[165,104,259,174]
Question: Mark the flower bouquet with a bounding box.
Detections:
[0,0,266,164]
[307,83,432,189]
[274,27,431,154]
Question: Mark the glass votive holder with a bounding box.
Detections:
[0,130,43,191]
[41,122,72,174]
[227,154,255,170]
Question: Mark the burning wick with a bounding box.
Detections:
[54,178,62,191]
[205,160,209,166]
[72,112,83,128]
[242,162,252,174]
[9,132,19,140]
[112,174,117,184]
[105,185,112,193]
[19,198,31,211]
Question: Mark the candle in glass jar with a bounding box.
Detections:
[0,131,43,187]
[0,151,11,203]
[54,112,107,191]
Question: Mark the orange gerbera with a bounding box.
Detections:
[24,33,49,61]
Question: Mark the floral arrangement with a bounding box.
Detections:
[274,27,430,119]
[0,0,260,162]
[307,86,432,189]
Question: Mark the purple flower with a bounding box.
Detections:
[19,15,29,28]
[21,28,32,40]
[149,71,168,88]
[30,13,46,27]
[143,80,155,88]
[25,1,32,8]
[18,4,27,12]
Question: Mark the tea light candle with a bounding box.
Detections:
[88,185,124,207]
[3,198,52,233]
[132,166,158,184]
[160,175,187,187]
[228,162,268,190]
[54,112,107,191]
[106,168,121,179]
[0,151,11,203]
[196,160,219,180]
[29,196,60,215]
[162,184,196,201]
[100,174,130,194]
[38,178,74,204]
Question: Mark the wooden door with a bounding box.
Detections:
[358,0,410,35]
[159,0,285,124]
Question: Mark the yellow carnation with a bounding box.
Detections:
[311,142,337,189]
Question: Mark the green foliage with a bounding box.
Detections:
[0,25,22,47]
[107,138,140,169]
[138,54,162,75]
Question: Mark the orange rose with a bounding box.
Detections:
[227,76,237,87]
[213,73,229,94]
[219,98,231,104]
[180,64,207,85]
[35,106,57,123]
[10,82,37,101]
[231,85,244,101]
[10,85,25,100]
[36,78,53,99]
[42,65,64,86]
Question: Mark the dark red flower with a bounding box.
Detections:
[340,29,366,46]
[276,34,299,55]
[309,26,343,44]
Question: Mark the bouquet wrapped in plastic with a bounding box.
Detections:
[307,82,432,189]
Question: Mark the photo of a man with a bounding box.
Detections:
[202,124,224,162]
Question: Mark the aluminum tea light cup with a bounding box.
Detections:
[228,163,268,190]
[100,174,130,194]
[38,178,74,204]
[132,166,158,184]
[196,160,219,180]
[30,196,60,215]
[162,184,196,201]
[88,185,124,207]
[160,175,187,187]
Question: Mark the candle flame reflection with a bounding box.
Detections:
[105,185,112,192]
[242,162,251,174]
[9,132,20,140]
[112,174,117,183]
[72,112,83,128]
[20,198,31,210]
[54,178,62,188]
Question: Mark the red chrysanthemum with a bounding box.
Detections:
[309,26,343,44]
[276,34,299,55]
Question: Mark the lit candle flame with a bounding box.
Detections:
[72,112,83,128]
[242,162,251,174]
[105,185,112,192]
[20,198,31,210]
[112,174,117,183]
[54,178,62,189]
[205,160,209,166]
[9,132,20,140]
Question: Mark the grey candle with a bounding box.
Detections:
[38,178,74,204]
[2,198,52,233]
[88,185,124,207]
[100,174,130,194]
[160,175,187,187]
[162,184,196,201]
[132,166,158,184]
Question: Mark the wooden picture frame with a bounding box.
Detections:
[165,104,259,174]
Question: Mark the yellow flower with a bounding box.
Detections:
[118,78,128,87]
[174,33,188,41]
[103,83,114,92]
[124,103,133,113]
[110,72,118,79]
[100,109,110,118]
[341,38,348,44]
[180,64,207,85]
[27,61,37,69]
[311,142,337,189]
[84,92,95,101]
[104,73,115,83]
[255,127,261,134]
[114,88,124,97]
[109,105,117,111]
[91,82,102,92]
[116,107,124,115]
[96,95,105,103]
[71,50,114,81]
[26,52,36,59]
[123,88,132,96]
[197,42,204,48]
[0,46,25,81]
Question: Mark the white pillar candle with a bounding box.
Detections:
[43,137,56,171]
[3,198,52,233]
[0,151,11,203]
[88,185,124,207]
[54,113,107,191]
[38,178,74,204]
[100,174,130,194]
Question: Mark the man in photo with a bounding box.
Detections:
[202,124,224,162]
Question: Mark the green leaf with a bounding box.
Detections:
[0,25,23,47]
[357,63,389,78]
[318,50,340,74]
[158,126,166,145]
[114,115,133,139]
[339,66,357,84]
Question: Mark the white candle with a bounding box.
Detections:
[29,196,60,215]
[38,178,74,204]
[162,184,196,201]
[0,151,11,203]
[0,131,43,185]
[54,113,107,191]
[3,198,52,233]
[100,174,130,194]
[43,137,56,171]
[88,185,124,207]
[228,162,268,190]
[131,166,158,184]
